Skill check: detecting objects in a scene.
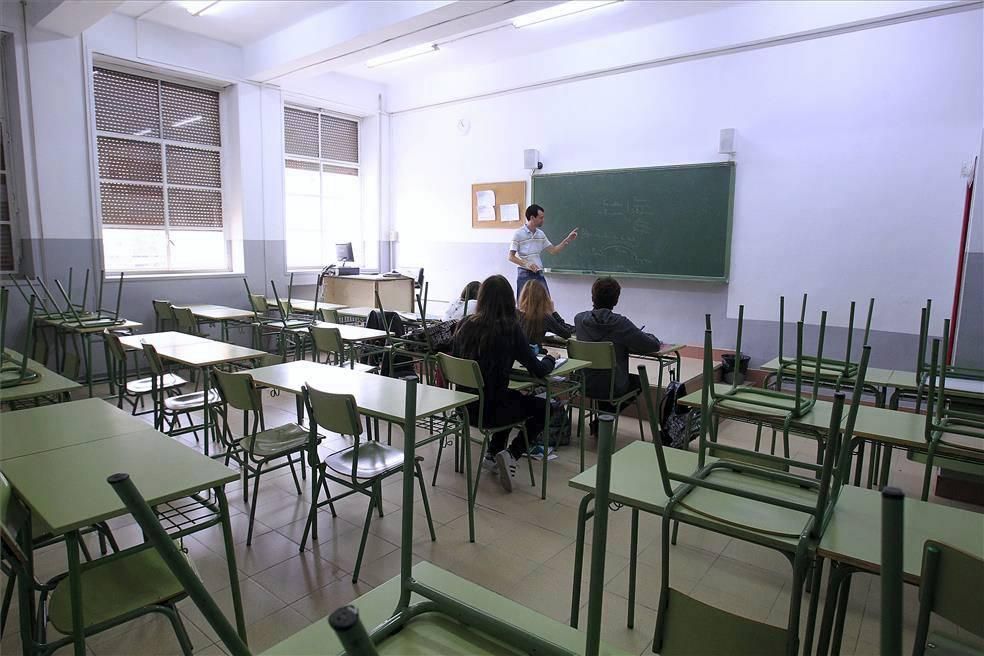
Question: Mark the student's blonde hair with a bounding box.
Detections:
[518,280,554,343]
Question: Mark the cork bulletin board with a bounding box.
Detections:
[470,180,528,229]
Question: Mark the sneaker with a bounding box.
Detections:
[495,451,517,492]
[481,455,498,476]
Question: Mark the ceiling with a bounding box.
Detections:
[113,0,346,46]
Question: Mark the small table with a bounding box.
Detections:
[282,320,388,363]
[176,304,254,342]
[117,333,267,456]
[814,485,984,656]
[0,403,245,656]
[46,319,142,398]
[510,357,590,497]
[248,360,479,540]
[0,349,81,408]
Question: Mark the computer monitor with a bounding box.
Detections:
[335,242,354,263]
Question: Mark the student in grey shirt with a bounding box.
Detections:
[507,204,578,299]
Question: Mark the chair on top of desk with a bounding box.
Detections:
[108,398,626,656]
[243,278,283,352]
[710,305,827,455]
[634,315,869,656]
[918,319,984,500]
[776,293,873,387]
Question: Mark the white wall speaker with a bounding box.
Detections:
[524,149,543,170]
[719,128,736,155]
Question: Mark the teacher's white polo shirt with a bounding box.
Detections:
[510,225,552,270]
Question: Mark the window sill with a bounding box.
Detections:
[104,271,244,282]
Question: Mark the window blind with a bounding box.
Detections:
[284,106,358,163]
[93,66,224,239]
[0,112,13,271]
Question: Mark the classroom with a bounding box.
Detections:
[0,0,982,654]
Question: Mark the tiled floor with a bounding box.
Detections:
[2,381,981,655]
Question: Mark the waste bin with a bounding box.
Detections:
[721,353,750,385]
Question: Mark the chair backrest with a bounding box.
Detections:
[142,342,166,377]
[310,325,344,358]
[914,540,984,655]
[304,384,362,437]
[0,473,31,574]
[437,352,485,427]
[172,306,198,333]
[152,299,174,322]
[212,369,262,412]
[248,293,268,316]
[103,329,127,364]
[318,308,340,324]
[567,339,618,399]
[107,473,251,656]
[251,353,283,369]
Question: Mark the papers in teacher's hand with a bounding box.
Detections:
[476,190,496,221]
[500,203,520,222]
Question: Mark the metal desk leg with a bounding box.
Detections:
[216,487,248,644]
[15,512,35,656]
[85,333,94,398]
[541,380,551,500]
[570,493,593,628]
[803,556,825,656]
[463,413,475,543]
[578,378,586,472]
[66,531,86,656]
[815,562,853,656]
[202,367,212,457]
[628,508,639,629]
[878,445,894,488]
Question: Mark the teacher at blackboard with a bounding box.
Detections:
[507,204,578,299]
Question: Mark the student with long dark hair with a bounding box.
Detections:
[453,274,556,491]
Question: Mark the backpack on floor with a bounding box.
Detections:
[535,400,572,447]
[660,381,699,449]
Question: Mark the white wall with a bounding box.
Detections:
[390,8,983,350]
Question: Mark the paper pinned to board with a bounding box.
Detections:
[500,203,520,222]
[477,205,495,221]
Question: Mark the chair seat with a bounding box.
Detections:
[49,548,188,633]
[163,389,220,412]
[658,588,787,656]
[127,374,186,395]
[676,467,817,542]
[324,441,404,479]
[240,423,308,457]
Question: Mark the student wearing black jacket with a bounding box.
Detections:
[453,274,556,492]
[575,277,662,432]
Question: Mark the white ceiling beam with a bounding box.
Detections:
[26,0,124,37]
[244,0,566,83]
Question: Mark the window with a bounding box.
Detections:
[283,105,365,271]
[92,66,226,273]
[0,43,17,273]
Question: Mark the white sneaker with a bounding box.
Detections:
[495,451,517,492]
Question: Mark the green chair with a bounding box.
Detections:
[0,475,195,655]
[919,324,984,501]
[142,343,218,441]
[880,487,905,656]
[567,338,646,445]
[104,330,186,417]
[210,369,308,545]
[318,308,340,324]
[634,315,868,656]
[912,539,984,656]
[435,352,537,495]
[298,383,436,582]
[777,294,873,385]
[172,306,205,337]
[243,279,281,351]
[309,325,350,367]
[152,299,175,332]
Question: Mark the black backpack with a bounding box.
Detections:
[659,381,698,449]
[535,399,572,447]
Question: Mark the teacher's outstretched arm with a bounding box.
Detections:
[545,227,578,255]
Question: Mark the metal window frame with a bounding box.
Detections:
[282,103,363,273]
[0,35,22,274]
[87,62,230,275]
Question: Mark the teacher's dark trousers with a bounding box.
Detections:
[516,268,549,300]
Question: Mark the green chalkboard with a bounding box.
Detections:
[531,161,735,281]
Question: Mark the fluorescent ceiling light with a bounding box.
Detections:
[171,115,203,128]
[176,1,222,16]
[512,0,619,28]
[367,43,439,68]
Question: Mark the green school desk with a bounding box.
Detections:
[759,356,895,408]
[247,360,479,540]
[43,318,142,398]
[815,485,984,656]
[263,561,627,655]
[0,349,81,407]
[0,415,243,656]
[176,304,254,342]
[117,334,267,456]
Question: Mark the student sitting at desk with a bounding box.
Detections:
[518,280,573,346]
[443,280,480,321]
[575,277,662,433]
[453,274,556,492]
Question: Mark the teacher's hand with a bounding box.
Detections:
[527,262,542,273]
[565,228,579,243]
